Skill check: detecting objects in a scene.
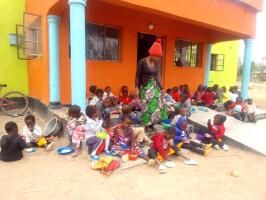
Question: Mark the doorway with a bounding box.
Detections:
[137,33,164,83]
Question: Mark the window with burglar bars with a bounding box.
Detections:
[211,54,225,71]
[16,13,42,60]
[85,22,120,61]
[173,39,200,67]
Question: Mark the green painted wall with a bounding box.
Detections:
[209,41,239,89]
[0,0,28,95]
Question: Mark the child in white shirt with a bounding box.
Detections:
[85,106,110,160]
[22,115,55,151]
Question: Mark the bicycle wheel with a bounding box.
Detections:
[1,91,29,117]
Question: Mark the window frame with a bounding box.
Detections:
[173,38,201,68]
[85,22,121,62]
[210,53,225,71]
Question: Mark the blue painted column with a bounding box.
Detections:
[204,43,212,86]
[48,15,60,107]
[241,39,254,100]
[69,0,87,110]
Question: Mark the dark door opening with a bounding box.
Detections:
[137,33,164,83]
[137,33,157,63]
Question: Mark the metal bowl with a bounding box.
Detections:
[43,117,62,137]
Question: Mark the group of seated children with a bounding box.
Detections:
[227,97,256,122]
[0,82,237,174]
[86,85,142,128]
[190,84,256,123]
[0,106,229,174]
[64,102,227,173]
[164,85,192,118]
[0,115,57,162]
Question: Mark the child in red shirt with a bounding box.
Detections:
[119,87,132,105]
[201,87,217,110]
[204,114,228,150]
[148,127,197,173]
[171,87,180,102]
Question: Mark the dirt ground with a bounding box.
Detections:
[238,81,266,109]
[0,111,266,200]
[249,82,266,109]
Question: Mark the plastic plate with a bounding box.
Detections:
[57,147,74,155]
[25,148,36,153]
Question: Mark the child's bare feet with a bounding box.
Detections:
[147,159,155,166]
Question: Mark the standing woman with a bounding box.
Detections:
[135,38,168,132]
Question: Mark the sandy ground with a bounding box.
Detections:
[249,82,266,109]
[0,112,266,200]
[238,81,266,109]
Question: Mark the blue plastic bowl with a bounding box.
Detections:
[57,147,74,155]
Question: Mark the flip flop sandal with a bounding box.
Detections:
[184,159,198,165]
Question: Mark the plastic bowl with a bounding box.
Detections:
[44,117,62,137]
[129,154,138,161]
[57,147,74,155]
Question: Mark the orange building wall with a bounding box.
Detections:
[58,0,208,104]
[25,0,59,104]
[25,0,261,105]
[103,0,259,38]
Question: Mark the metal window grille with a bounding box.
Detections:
[211,54,225,71]
[16,13,42,60]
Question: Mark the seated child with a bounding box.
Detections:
[66,105,87,156]
[0,122,26,162]
[89,88,104,112]
[22,115,55,151]
[111,115,154,164]
[212,84,219,101]
[230,86,239,103]
[87,85,97,105]
[221,86,230,103]
[192,84,205,105]
[183,84,192,100]
[119,104,141,125]
[85,105,110,160]
[148,127,197,173]
[171,87,180,103]
[163,89,178,120]
[102,97,119,128]
[171,107,185,126]
[129,92,142,112]
[245,98,256,123]
[118,104,151,145]
[165,88,177,106]
[201,87,217,110]
[103,86,114,100]
[119,86,132,105]
[174,115,212,156]
[204,114,228,150]
[103,86,118,106]
[180,93,192,117]
[228,97,247,121]
[179,84,185,94]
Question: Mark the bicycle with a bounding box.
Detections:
[0,84,29,117]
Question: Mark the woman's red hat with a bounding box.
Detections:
[149,38,163,57]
